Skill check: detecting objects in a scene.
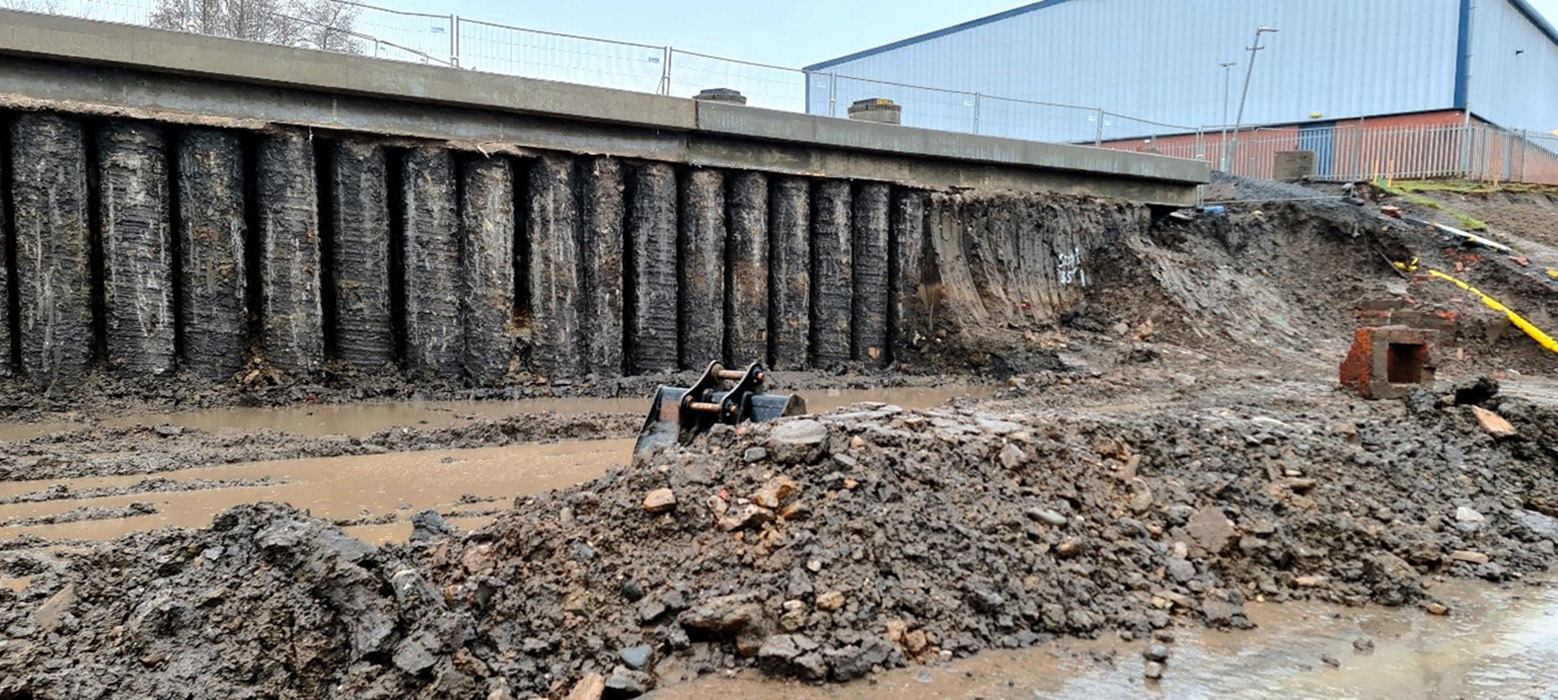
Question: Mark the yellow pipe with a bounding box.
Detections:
[1394,259,1558,354]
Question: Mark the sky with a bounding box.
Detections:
[383,0,1558,70]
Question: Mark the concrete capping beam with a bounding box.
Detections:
[0,9,696,131]
[695,102,1210,184]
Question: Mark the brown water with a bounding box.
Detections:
[0,439,631,543]
[662,579,1558,700]
[0,385,990,441]
[0,385,990,543]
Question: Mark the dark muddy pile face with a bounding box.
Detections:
[3,382,1554,699]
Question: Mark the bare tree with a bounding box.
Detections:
[0,0,66,12]
[150,0,362,54]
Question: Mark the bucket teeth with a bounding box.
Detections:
[633,361,805,460]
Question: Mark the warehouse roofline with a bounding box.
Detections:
[803,0,1558,73]
[803,0,1077,72]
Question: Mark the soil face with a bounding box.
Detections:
[1,178,1557,699]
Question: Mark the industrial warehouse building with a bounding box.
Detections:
[804,0,1558,182]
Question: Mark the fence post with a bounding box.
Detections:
[972,93,982,135]
[1518,129,1529,182]
[658,47,673,96]
[1094,108,1104,147]
[449,14,460,67]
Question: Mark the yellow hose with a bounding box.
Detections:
[1394,259,1558,354]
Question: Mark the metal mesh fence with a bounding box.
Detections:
[459,19,664,92]
[667,50,803,110]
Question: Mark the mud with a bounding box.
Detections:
[1,172,1557,700]
[669,577,1558,699]
[2,372,1554,698]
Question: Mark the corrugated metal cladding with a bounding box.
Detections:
[806,0,1463,142]
[1471,0,1558,134]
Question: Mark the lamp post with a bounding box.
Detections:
[1219,61,1236,170]
[1226,26,1278,174]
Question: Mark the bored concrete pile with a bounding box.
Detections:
[0,110,1142,391]
[3,382,1555,698]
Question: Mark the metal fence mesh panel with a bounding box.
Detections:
[9,0,1558,186]
[342,3,451,63]
[459,19,664,93]
[667,51,804,110]
[831,76,974,134]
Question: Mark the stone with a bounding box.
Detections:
[999,443,1028,468]
[752,476,799,509]
[757,634,820,676]
[1469,406,1516,439]
[1450,550,1490,565]
[826,638,900,681]
[1056,537,1084,558]
[1321,654,1341,668]
[1186,506,1237,554]
[743,446,769,463]
[618,644,653,670]
[392,630,442,675]
[409,510,456,542]
[1166,558,1196,583]
[153,424,183,437]
[643,488,677,514]
[816,590,846,612]
[678,596,768,653]
[1027,508,1069,527]
[35,584,76,635]
[565,673,605,700]
[768,419,829,464]
[1143,644,1170,662]
[603,666,654,697]
[1353,636,1375,654]
[1425,602,1450,615]
[1129,479,1154,513]
[717,503,774,532]
[1455,506,1486,523]
[1144,661,1164,679]
[1512,510,1558,540]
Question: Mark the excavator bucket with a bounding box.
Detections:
[634,361,806,460]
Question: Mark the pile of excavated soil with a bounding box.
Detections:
[3,380,1555,698]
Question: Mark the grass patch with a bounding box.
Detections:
[1374,180,1491,231]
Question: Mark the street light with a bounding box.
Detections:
[1219,61,1236,170]
[1226,26,1278,173]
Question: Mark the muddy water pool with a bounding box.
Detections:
[0,385,991,543]
[662,579,1558,699]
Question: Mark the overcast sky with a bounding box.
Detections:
[385,0,1558,69]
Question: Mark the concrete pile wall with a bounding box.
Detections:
[0,110,1138,386]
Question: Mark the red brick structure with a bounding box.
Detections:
[1340,326,1438,400]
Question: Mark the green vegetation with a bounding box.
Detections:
[1374,179,1490,232]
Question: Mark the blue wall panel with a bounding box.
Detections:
[807,0,1468,141]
